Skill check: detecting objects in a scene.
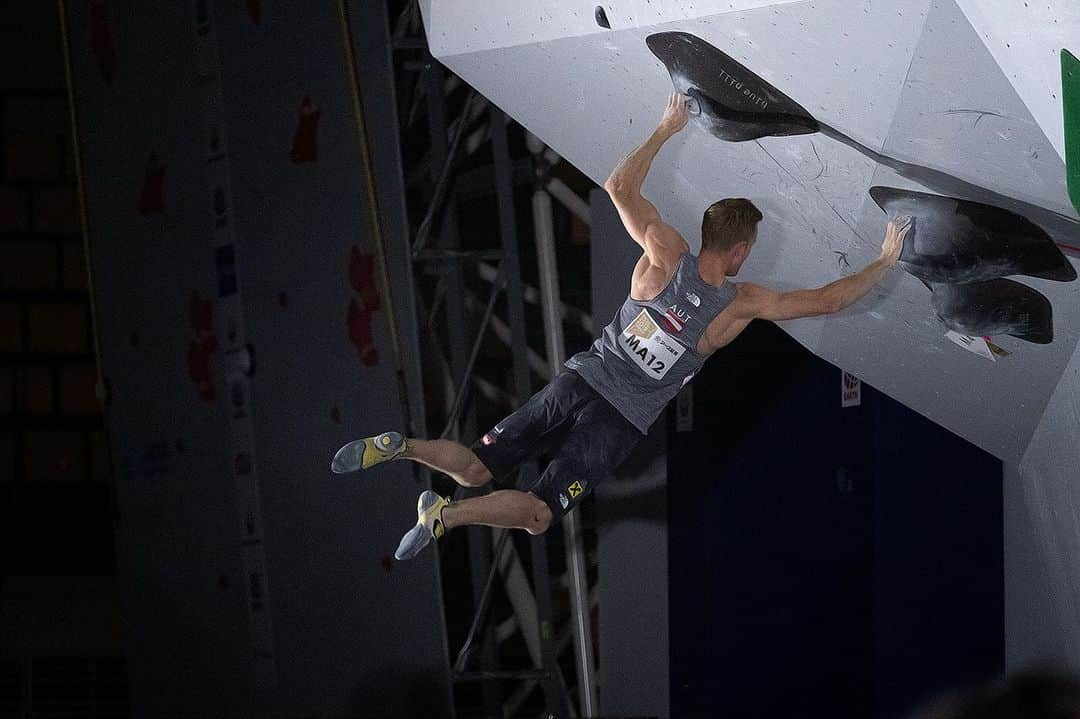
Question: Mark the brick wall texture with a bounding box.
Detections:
[2,89,104,483]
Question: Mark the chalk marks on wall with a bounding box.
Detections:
[647,30,1080,347]
[645,30,1077,237]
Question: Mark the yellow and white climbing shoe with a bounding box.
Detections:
[394,490,450,561]
[330,431,406,474]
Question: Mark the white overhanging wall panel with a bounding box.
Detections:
[421,0,1080,464]
[423,0,1080,674]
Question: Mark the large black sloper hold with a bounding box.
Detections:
[870,186,1077,284]
[930,279,1054,344]
[646,31,818,141]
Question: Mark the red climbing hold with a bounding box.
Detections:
[138,153,165,215]
[349,247,381,311]
[347,297,378,367]
[188,292,218,401]
[290,95,320,164]
[89,0,116,85]
[246,0,262,24]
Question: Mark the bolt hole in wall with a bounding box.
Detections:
[668,320,1002,719]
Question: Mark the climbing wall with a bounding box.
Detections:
[64,1,451,716]
[421,0,1080,673]
[422,0,1079,462]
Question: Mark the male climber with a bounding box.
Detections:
[332,92,912,560]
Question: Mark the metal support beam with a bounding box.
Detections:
[475,261,594,335]
[546,177,591,226]
[421,56,500,718]
[491,105,570,719]
[454,530,512,672]
[374,4,583,714]
[413,85,480,254]
[463,291,551,380]
[533,186,600,716]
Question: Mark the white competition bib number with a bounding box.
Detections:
[621,309,685,379]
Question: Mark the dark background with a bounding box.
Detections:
[669,320,1002,719]
[1,3,127,716]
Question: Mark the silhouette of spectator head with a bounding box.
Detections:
[912,672,1080,719]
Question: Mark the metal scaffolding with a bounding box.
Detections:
[345,1,602,716]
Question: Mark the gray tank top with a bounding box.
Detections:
[565,252,738,433]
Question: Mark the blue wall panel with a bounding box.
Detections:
[669,319,1002,719]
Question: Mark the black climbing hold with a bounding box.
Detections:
[869,186,1077,283]
[647,31,819,142]
[930,278,1054,345]
[594,6,610,29]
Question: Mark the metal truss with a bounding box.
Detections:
[347,1,603,716]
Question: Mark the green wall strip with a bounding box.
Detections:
[1063,49,1080,214]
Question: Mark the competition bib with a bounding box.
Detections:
[620,309,685,379]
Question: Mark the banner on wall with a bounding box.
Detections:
[191,0,277,692]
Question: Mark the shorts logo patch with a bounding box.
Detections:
[559,493,569,509]
[480,433,494,446]
[492,423,504,435]
[567,481,584,498]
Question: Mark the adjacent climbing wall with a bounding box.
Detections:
[63,1,451,715]
[421,0,1080,673]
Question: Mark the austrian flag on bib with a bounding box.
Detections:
[661,307,685,333]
